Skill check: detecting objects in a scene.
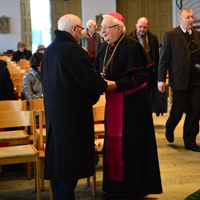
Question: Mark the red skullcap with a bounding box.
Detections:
[107,12,125,24]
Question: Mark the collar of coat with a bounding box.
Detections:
[54,30,77,43]
[30,67,40,79]
[82,29,97,39]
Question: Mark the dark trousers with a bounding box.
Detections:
[90,57,95,65]
[51,180,78,200]
[166,85,200,146]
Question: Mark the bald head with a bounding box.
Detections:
[137,17,149,25]
[135,17,149,36]
[58,14,81,32]
[58,14,83,43]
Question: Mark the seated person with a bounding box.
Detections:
[12,41,32,62]
[36,44,46,54]
[22,52,43,110]
[0,59,16,100]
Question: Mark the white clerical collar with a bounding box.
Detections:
[180,26,192,35]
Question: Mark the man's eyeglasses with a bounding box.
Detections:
[100,24,119,31]
[76,25,84,30]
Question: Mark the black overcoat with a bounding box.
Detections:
[41,30,107,181]
[94,35,162,198]
[0,60,16,100]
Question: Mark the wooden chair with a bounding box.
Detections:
[11,77,23,88]
[7,66,21,70]
[16,84,23,99]
[29,99,46,142]
[93,94,106,139]
[18,59,30,73]
[30,99,44,113]
[29,99,51,196]
[0,110,41,200]
[87,94,106,196]
[0,100,27,112]
[10,73,26,79]
[0,100,33,178]
[37,110,53,199]
[9,69,26,74]
[0,100,28,145]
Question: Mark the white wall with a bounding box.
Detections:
[81,0,116,28]
[0,0,21,54]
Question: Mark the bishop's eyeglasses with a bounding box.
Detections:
[100,24,119,31]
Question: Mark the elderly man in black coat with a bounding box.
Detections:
[41,14,107,200]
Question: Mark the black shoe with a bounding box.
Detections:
[165,129,174,143]
[185,144,200,152]
[101,193,118,199]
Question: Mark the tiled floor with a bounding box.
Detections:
[0,101,200,200]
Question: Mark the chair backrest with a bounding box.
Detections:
[11,77,23,88]
[93,94,106,122]
[10,73,26,79]
[16,84,23,99]
[9,69,26,74]
[29,99,44,112]
[38,110,46,150]
[7,66,21,70]
[0,100,27,111]
[0,110,37,146]
[18,60,30,73]
[93,94,106,108]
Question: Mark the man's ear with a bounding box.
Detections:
[72,25,76,33]
[118,25,122,33]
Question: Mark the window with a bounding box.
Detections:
[30,0,51,53]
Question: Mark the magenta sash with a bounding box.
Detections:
[106,82,147,182]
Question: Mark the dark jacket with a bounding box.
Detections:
[158,27,200,90]
[22,68,43,109]
[41,30,107,181]
[79,29,103,57]
[12,49,32,62]
[129,29,159,85]
[0,60,16,100]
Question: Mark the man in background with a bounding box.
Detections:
[158,8,200,152]
[12,41,32,62]
[36,44,46,54]
[129,17,159,94]
[79,19,103,64]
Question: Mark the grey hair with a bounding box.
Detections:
[178,8,192,19]
[103,15,126,33]
[58,15,80,32]
[86,20,95,28]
